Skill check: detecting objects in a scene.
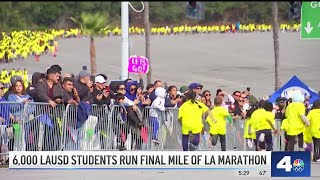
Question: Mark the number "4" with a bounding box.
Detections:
[276,156,292,172]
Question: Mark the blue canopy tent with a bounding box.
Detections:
[269,75,319,104]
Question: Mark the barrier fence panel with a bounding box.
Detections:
[64,104,111,151]
[0,102,302,154]
[161,108,181,150]
[108,105,129,151]
[0,102,24,164]
[225,117,245,151]
[22,102,65,151]
[274,119,282,151]
[108,105,148,151]
[62,104,78,151]
[88,105,110,150]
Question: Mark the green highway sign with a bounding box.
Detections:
[301,1,320,39]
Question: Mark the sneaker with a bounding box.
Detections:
[119,146,127,151]
[259,133,265,142]
[247,139,253,148]
[189,143,197,151]
[152,139,161,145]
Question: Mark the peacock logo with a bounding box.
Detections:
[292,159,304,172]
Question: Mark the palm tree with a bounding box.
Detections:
[272,2,280,91]
[70,12,108,75]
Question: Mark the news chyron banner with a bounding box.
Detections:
[9,151,311,177]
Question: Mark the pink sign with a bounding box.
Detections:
[128,55,149,74]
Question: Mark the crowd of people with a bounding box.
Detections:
[0,29,80,63]
[0,64,319,163]
[1,23,300,64]
[102,23,300,36]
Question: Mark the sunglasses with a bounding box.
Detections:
[0,87,4,90]
[119,87,125,90]
[205,93,211,97]
[130,88,136,91]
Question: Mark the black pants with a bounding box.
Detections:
[256,129,273,151]
[313,137,320,160]
[211,134,226,151]
[284,132,289,151]
[287,133,303,151]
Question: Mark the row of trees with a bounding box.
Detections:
[0,2,298,31]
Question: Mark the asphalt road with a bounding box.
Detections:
[1,32,320,179]
[1,32,320,98]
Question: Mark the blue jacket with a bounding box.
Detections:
[165,95,176,108]
[77,101,91,128]
[149,90,157,103]
[125,81,137,102]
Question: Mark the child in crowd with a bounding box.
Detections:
[149,87,166,145]
[113,93,127,151]
[244,104,258,150]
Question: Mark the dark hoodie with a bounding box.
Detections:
[26,72,45,101]
[125,81,137,102]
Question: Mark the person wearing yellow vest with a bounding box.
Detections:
[307,100,320,161]
[206,96,233,151]
[251,100,278,151]
[178,90,215,151]
[285,93,310,151]
[244,104,258,150]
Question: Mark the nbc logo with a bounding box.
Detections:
[292,159,304,172]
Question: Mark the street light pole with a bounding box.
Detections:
[121,2,129,80]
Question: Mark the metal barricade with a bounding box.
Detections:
[107,106,181,151]
[0,102,299,153]
[161,108,181,150]
[0,102,24,163]
[63,104,110,151]
[107,105,127,151]
[61,104,78,151]
[273,119,282,151]
[22,102,65,151]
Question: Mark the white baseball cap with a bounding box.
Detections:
[95,75,106,84]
